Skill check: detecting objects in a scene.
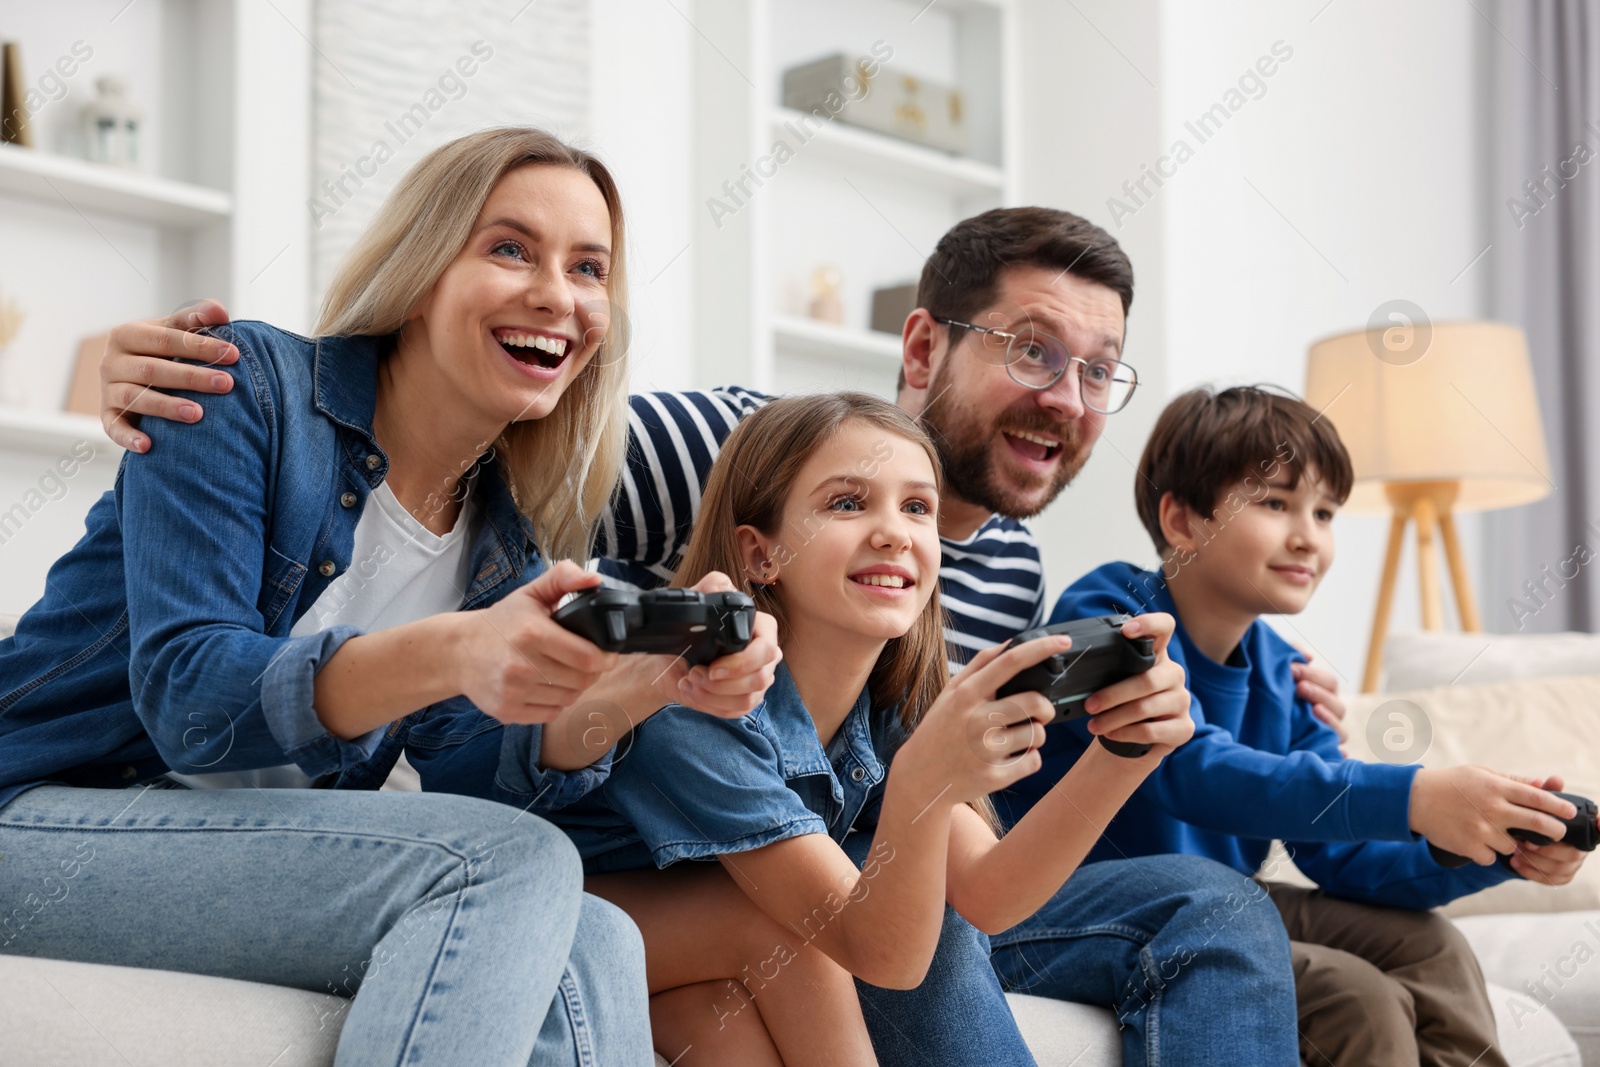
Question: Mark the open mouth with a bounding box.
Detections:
[849,569,915,594]
[1002,430,1062,463]
[493,328,570,371]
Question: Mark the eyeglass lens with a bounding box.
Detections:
[1008,332,1135,412]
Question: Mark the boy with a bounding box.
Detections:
[990,385,1596,1067]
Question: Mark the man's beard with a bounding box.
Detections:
[918,365,1090,521]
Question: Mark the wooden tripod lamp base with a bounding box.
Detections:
[1362,480,1482,692]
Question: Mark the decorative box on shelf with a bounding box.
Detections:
[781,53,969,156]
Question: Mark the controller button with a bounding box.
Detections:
[604,609,627,644]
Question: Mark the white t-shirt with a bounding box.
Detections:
[167,479,477,790]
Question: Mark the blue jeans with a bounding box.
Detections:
[843,831,1037,1067]
[989,854,1301,1067]
[0,784,653,1067]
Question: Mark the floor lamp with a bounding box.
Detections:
[1305,321,1552,693]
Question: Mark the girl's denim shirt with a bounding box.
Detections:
[0,320,606,812]
[549,661,907,874]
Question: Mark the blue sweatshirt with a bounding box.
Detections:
[992,561,1514,909]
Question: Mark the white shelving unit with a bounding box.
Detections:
[0,0,312,617]
[0,143,232,228]
[691,0,1018,397]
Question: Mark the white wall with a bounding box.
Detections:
[309,0,590,304]
[1013,0,1170,617]
[589,0,694,393]
[1017,0,1488,687]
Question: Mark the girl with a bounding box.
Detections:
[0,128,782,1066]
[562,392,1195,1066]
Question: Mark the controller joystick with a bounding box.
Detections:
[996,614,1159,758]
[553,587,755,667]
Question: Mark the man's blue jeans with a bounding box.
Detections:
[0,784,653,1066]
[990,854,1301,1067]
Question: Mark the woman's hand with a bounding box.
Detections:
[101,299,238,453]
[456,560,620,725]
[894,635,1067,807]
[671,571,782,718]
[1082,612,1193,761]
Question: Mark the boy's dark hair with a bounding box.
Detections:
[898,207,1134,392]
[1135,386,1354,554]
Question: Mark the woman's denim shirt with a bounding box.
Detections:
[0,320,605,812]
[553,662,907,874]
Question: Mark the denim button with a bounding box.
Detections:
[340,492,357,508]
[851,766,865,782]
[365,454,381,470]
[318,560,336,577]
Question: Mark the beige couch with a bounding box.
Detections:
[3,615,1596,1065]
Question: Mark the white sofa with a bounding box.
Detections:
[3,614,1596,1065]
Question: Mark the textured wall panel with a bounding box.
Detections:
[310,0,590,303]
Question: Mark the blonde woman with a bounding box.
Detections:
[0,128,779,1066]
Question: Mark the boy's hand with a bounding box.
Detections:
[1291,654,1348,748]
[1083,613,1194,759]
[1507,773,1595,886]
[101,299,238,453]
[1411,766,1580,866]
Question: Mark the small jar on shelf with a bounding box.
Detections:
[81,76,142,169]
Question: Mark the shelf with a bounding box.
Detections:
[769,107,1005,199]
[774,315,904,364]
[0,408,121,456]
[0,144,232,228]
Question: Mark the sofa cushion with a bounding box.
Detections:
[1344,672,1600,917]
[0,954,343,1066]
[1006,993,1120,1065]
[1459,912,1600,1067]
[1385,630,1600,692]
[2,954,1580,1066]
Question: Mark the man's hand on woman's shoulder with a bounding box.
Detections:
[102,298,238,453]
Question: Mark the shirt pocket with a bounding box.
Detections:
[260,545,307,630]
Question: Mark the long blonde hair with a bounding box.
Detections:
[315,127,630,564]
[672,394,949,737]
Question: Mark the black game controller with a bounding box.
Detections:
[1427,791,1600,869]
[553,587,755,667]
[996,614,1159,758]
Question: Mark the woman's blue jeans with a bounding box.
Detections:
[0,784,653,1067]
[989,853,1302,1067]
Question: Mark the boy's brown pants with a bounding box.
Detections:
[1258,882,1507,1067]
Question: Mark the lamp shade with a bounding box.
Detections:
[1304,321,1552,513]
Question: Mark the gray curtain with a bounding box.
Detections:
[1484,0,1600,634]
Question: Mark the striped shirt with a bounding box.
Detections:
[594,387,1046,673]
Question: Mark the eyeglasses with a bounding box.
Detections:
[933,317,1139,414]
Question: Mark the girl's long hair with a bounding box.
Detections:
[315,127,630,564]
[671,393,949,736]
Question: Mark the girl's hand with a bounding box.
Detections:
[456,560,620,725]
[1082,613,1193,759]
[101,299,239,452]
[671,571,782,718]
[896,635,1069,806]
